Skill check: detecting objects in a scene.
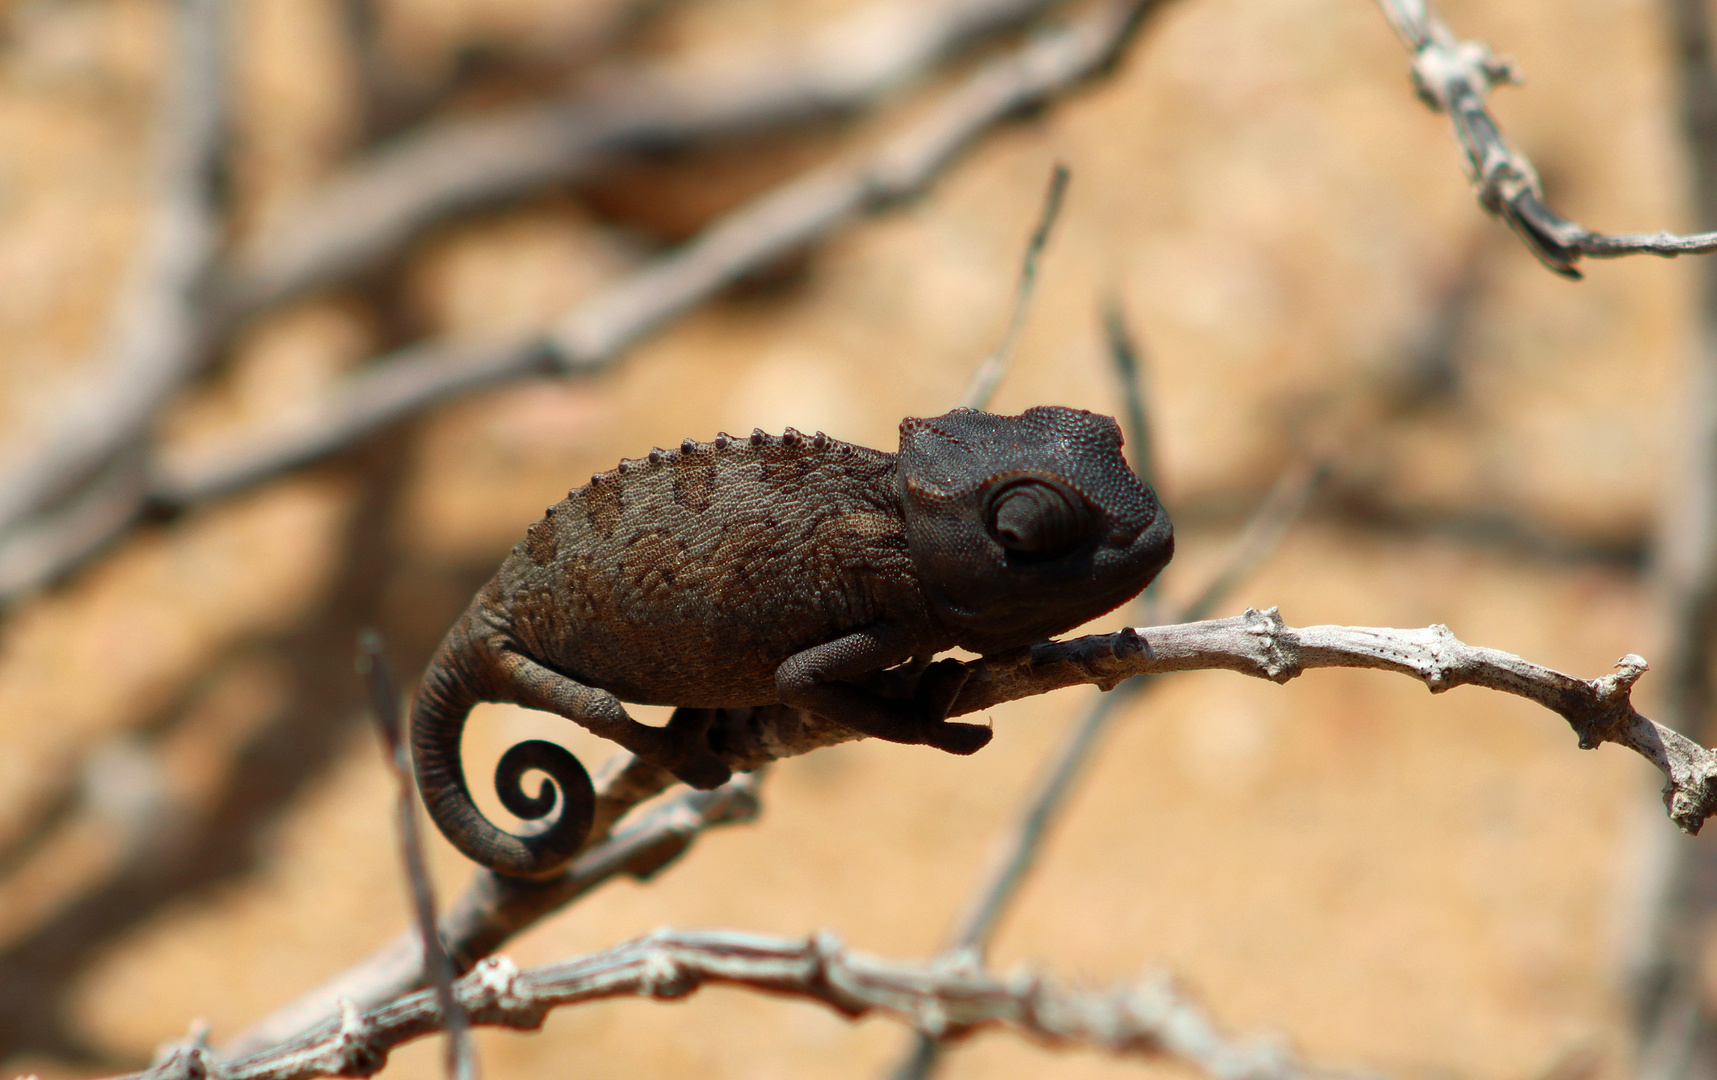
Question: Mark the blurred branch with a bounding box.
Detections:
[149,930,1309,1080]
[218,0,1077,324]
[0,0,1169,609]
[961,162,1070,410]
[355,634,473,1080]
[0,0,227,562]
[219,770,762,1059]
[1626,0,1717,1074]
[1375,0,1717,278]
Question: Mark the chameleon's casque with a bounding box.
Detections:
[411,405,1173,878]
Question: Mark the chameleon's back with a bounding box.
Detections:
[495,428,944,708]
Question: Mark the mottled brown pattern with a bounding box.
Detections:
[410,407,1174,878]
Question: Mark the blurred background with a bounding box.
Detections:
[0,0,1707,1077]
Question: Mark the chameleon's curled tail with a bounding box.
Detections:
[410,646,595,880]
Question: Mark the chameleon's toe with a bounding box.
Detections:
[670,749,734,791]
[925,720,992,755]
[914,657,972,720]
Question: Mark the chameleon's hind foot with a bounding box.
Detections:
[661,707,735,790]
[914,657,972,720]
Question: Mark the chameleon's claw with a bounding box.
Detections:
[924,720,992,755]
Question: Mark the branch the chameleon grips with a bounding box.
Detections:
[123,930,1313,1080]
[1374,0,1717,277]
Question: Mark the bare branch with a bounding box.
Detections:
[153,0,1161,506]
[218,772,761,1059]
[355,634,473,1080]
[217,0,1078,324]
[953,610,1717,832]
[151,930,1310,1080]
[1375,0,1717,278]
[961,162,1070,410]
[0,0,228,544]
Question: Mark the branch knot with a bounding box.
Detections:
[1241,608,1299,682]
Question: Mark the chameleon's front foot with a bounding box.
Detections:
[913,658,991,755]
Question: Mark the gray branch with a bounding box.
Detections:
[951,610,1716,832]
[150,929,1309,1080]
[216,0,1073,324]
[1375,0,1717,277]
[0,0,228,555]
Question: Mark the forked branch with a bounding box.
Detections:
[148,930,1309,1080]
[1376,0,1717,277]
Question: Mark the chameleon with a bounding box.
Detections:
[411,405,1174,879]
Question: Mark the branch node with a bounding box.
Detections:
[638,941,694,1000]
[1579,653,1649,749]
[467,955,546,1029]
[1241,607,1300,682]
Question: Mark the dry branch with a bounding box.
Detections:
[227,608,1697,1061]
[0,0,227,552]
[0,0,1167,610]
[217,0,1074,323]
[1375,0,1717,278]
[159,0,1162,511]
[152,930,1308,1080]
[220,772,761,1058]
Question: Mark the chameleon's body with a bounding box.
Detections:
[412,406,1173,879]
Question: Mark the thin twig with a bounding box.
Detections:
[1374,0,1717,278]
[1102,299,1153,484]
[0,0,228,549]
[1626,0,1717,1074]
[136,929,1311,1080]
[216,0,1078,324]
[355,633,473,1080]
[961,163,1070,410]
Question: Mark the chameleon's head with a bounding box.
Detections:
[898,405,1173,655]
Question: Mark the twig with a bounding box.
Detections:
[1626,0,1717,1074]
[0,0,1169,611]
[140,929,1310,1080]
[161,0,1159,511]
[219,771,762,1059]
[961,163,1070,410]
[354,633,473,1080]
[1102,299,1153,483]
[0,0,228,544]
[216,0,1077,324]
[892,459,1320,1080]
[1374,0,1717,278]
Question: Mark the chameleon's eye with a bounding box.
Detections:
[987,479,1091,557]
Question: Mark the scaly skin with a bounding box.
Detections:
[411,406,1173,878]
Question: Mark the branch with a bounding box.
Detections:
[146,930,1310,1080]
[218,771,761,1059]
[158,0,1162,511]
[0,0,1169,609]
[951,609,1717,832]
[1375,0,1717,278]
[0,0,228,549]
[216,0,1076,323]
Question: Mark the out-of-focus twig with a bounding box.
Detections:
[0,0,228,567]
[141,930,1309,1080]
[163,0,1161,511]
[1627,0,1717,1076]
[218,0,1078,324]
[891,459,1320,1080]
[1374,0,1717,278]
[0,0,1169,611]
[961,163,1070,410]
[355,633,473,1080]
